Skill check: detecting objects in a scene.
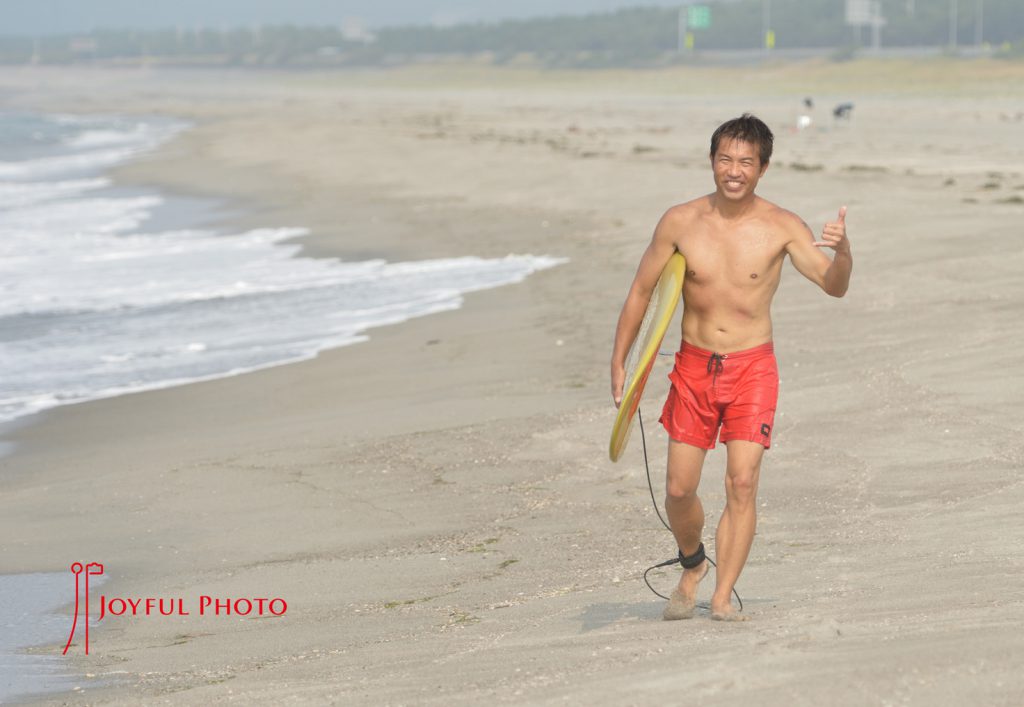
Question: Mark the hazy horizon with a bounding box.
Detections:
[1,1,703,36]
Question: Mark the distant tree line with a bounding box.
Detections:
[1,1,1021,67]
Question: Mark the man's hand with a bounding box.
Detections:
[814,206,850,253]
[611,363,625,408]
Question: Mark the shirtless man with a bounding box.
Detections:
[610,114,852,621]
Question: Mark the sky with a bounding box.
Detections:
[0,1,701,36]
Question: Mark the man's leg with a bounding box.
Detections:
[711,439,764,621]
[663,440,709,618]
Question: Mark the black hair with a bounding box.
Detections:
[710,114,773,166]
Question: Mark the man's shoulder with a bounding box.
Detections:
[756,198,808,234]
[662,195,712,224]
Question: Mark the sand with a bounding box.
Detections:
[1,60,1023,705]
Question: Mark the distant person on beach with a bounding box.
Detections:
[610,114,852,621]
[833,102,854,120]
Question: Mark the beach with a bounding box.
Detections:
[1,60,1023,705]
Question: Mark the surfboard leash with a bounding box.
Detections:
[636,408,743,611]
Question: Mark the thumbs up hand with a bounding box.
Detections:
[814,206,850,253]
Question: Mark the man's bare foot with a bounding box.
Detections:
[710,604,750,622]
[662,559,708,621]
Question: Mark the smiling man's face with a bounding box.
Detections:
[711,138,768,202]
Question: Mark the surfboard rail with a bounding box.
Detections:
[609,252,686,462]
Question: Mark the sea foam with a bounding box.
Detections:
[0,112,565,424]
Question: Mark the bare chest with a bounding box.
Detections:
[680,229,785,290]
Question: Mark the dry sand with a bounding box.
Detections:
[1,60,1023,705]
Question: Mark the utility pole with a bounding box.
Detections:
[975,0,984,47]
[949,0,958,49]
[870,0,883,50]
[762,0,772,54]
[678,7,686,55]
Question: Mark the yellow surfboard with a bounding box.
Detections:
[609,252,686,462]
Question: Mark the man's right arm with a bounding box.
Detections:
[610,208,683,406]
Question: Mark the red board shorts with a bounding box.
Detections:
[659,341,779,450]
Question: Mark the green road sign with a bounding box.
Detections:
[688,5,711,29]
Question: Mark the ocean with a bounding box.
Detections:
[0,572,80,702]
[0,110,564,701]
[0,111,565,427]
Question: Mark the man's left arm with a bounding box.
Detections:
[785,206,852,298]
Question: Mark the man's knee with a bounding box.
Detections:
[728,474,757,496]
[666,441,706,502]
[666,479,699,502]
[725,466,760,503]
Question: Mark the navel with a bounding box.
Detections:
[688,270,696,277]
[750,273,758,279]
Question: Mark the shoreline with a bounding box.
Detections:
[0,571,78,705]
[0,77,588,704]
[1,72,604,702]
[0,99,569,452]
[1,65,1023,705]
[0,79,591,564]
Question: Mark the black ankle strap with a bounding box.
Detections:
[678,543,706,569]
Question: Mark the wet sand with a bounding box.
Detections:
[1,60,1023,705]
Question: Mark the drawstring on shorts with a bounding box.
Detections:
[706,352,727,384]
